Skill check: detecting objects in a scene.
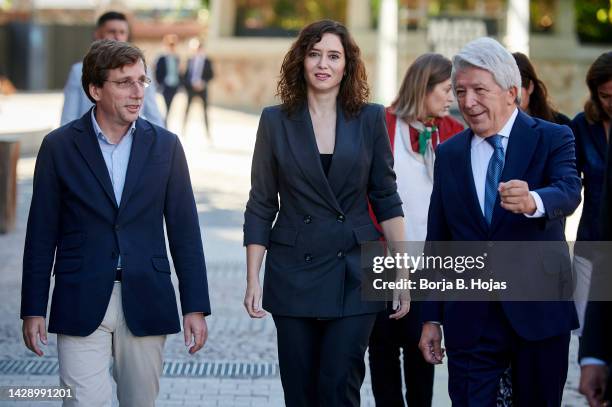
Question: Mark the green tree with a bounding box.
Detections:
[575,0,612,43]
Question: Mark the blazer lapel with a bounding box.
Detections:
[118,118,153,216]
[490,111,540,232]
[327,106,360,198]
[283,104,342,213]
[72,110,118,208]
[452,130,488,235]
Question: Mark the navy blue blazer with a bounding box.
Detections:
[182,57,214,91]
[21,110,210,337]
[155,54,180,89]
[571,112,608,244]
[244,103,403,318]
[423,111,581,348]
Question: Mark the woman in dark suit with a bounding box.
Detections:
[243,19,408,407]
[571,51,612,336]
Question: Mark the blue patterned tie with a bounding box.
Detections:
[484,135,504,225]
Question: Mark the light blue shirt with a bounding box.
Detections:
[164,55,179,87]
[91,108,135,269]
[90,108,134,205]
[61,62,164,127]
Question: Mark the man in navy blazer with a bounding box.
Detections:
[21,40,210,406]
[182,39,214,139]
[418,38,581,406]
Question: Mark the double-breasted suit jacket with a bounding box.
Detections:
[244,103,403,318]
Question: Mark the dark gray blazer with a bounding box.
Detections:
[244,103,403,318]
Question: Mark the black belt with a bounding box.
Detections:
[115,268,122,281]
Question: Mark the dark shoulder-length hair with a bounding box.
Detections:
[512,52,556,122]
[585,51,612,123]
[276,19,369,118]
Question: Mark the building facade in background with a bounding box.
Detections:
[1,0,611,116]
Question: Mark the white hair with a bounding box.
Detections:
[451,37,522,104]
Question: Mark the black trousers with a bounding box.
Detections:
[185,88,210,137]
[446,302,570,407]
[161,85,179,115]
[273,313,377,407]
[368,302,434,407]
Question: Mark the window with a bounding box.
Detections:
[235,0,347,37]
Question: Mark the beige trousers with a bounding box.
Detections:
[57,283,166,407]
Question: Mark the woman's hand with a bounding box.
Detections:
[244,279,266,318]
[390,282,411,319]
[379,217,411,319]
[245,244,267,318]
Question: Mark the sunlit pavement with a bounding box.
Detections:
[0,92,586,406]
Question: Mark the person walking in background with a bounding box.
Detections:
[513,52,572,126]
[21,40,210,407]
[243,20,408,407]
[579,125,612,407]
[60,11,164,128]
[183,38,214,139]
[576,52,612,407]
[155,34,181,124]
[579,123,612,407]
[419,37,581,406]
[570,51,612,336]
[368,53,463,407]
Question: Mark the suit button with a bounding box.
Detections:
[337,251,344,258]
[336,214,345,223]
[114,224,120,231]
[304,254,313,263]
[303,215,312,224]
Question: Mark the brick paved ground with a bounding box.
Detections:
[0,93,587,406]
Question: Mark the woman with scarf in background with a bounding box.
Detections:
[368,53,463,407]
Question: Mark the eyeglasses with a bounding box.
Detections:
[105,77,152,90]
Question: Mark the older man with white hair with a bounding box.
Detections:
[419,37,581,405]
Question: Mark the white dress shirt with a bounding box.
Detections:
[470,108,545,218]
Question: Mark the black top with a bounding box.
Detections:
[320,154,333,176]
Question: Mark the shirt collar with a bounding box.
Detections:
[471,107,518,147]
[90,107,136,145]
